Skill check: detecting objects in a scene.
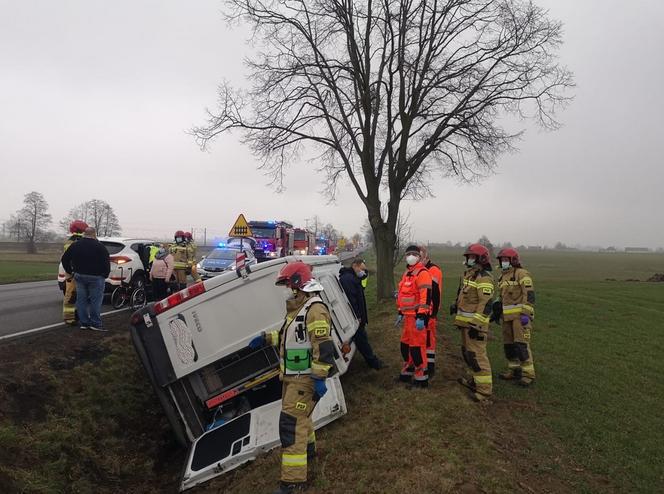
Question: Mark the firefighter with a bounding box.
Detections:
[184,232,202,282]
[169,230,188,290]
[493,247,536,386]
[395,245,433,388]
[450,244,495,401]
[248,261,336,494]
[62,220,88,325]
[420,246,443,378]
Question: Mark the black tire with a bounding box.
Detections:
[131,272,146,289]
[111,286,129,309]
[130,287,147,310]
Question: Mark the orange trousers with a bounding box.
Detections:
[399,315,428,384]
[426,317,437,377]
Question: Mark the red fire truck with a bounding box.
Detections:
[292,228,315,255]
[248,220,294,262]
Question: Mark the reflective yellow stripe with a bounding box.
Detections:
[522,304,534,314]
[499,280,520,288]
[307,321,329,332]
[503,306,522,315]
[476,283,494,289]
[463,280,478,287]
[282,453,307,467]
[508,362,521,369]
[473,313,490,324]
[312,361,332,372]
[455,314,474,323]
[474,374,493,384]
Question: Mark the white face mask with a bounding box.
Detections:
[405,255,419,266]
[465,257,477,267]
[501,261,511,270]
[282,287,296,301]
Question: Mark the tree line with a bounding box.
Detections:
[2,192,122,253]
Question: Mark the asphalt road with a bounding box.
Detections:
[0,250,363,340]
[0,280,114,338]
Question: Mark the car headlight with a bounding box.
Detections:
[196,263,202,270]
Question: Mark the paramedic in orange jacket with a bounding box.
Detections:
[420,246,442,378]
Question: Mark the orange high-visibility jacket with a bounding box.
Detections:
[426,262,443,317]
[397,263,433,317]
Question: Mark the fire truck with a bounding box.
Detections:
[292,228,315,255]
[248,220,293,262]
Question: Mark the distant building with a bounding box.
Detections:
[625,247,650,253]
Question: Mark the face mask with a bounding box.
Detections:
[405,255,419,266]
[465,257,476,267]
[282,287,296,301]
[501,261,511,270]
[357,270,367,279]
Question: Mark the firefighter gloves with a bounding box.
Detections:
[248,334,265,349]
[520,314,530,326]
[313,378,328,401]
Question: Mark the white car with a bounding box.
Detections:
[58,237,161,292]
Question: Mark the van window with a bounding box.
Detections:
[102,241,125,255]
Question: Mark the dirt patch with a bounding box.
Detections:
[646,273,664,282]
[0,372,55,423]
[47,341,112,370]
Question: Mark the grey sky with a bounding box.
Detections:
[1,0,663,248]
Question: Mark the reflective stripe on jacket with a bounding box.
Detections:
[454,267,494,328]
[397,263,432,316]
[498,267,535,320]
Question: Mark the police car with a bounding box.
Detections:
[196,244,257,280]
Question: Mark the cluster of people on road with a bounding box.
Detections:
[60,225,203,330]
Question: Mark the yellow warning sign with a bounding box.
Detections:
[229,214,253,238]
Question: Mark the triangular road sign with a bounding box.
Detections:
[229,214,253,238]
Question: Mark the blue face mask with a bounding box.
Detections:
[357,270,367,279]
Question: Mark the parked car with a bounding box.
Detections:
[58,237,160,293]
[129,255,359,491]
[197,246,257,279]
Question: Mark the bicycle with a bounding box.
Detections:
[110,267,147,310]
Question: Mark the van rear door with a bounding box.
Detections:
[180,375,346,491]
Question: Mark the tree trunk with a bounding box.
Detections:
[27,239,36,254]
[370,220,397,300]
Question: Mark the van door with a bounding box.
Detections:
[180,375,346,491]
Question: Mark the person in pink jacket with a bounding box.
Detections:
[150,247,174,300]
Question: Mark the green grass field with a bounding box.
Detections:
[0,249,662,493]
[0,250,60,284]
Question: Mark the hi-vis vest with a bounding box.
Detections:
[170,243,188,270]
[280,296,323,375]
[397,266,431,316]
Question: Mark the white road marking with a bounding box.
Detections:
[0,307,131,342]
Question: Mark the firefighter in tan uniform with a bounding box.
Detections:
[184,231,202,282]
[62,220,88,325]
[492,248,536,386]
[450,244,495,401]
[169,230,188,290]
[249,261,336,494]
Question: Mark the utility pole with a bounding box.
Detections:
[203,228,207,246]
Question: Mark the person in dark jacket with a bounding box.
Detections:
[60,227,110,331]
[339,258,385,370]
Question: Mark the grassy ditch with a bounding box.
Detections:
[0,250,662,493]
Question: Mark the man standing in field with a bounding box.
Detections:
[451,244,495,401]
[493,247,536,386]
[420,246,442,378]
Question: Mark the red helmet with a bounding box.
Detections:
[275,261,313,289]
[464,243,490,266]
[174,230,185,238]
[69,220,88,234]
[497,247,521,267]
[184,232,193,240]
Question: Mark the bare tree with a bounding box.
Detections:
[60,199,122,237]
[16,191,52,253]
[477,234,495,258]
[194,0,573,298]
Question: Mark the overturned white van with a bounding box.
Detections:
[129,255,358,491]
